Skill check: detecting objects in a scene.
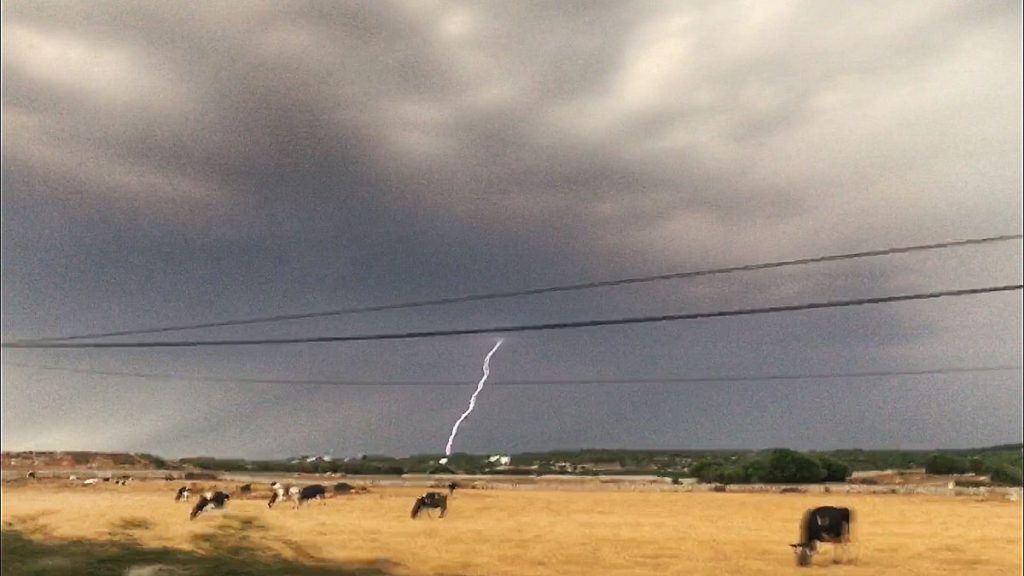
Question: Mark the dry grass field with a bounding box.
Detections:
[1,482,1021,576]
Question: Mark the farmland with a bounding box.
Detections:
[2,481,1020,576]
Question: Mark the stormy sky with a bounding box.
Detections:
[2,1,1021,459]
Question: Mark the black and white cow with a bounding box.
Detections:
[190,491,231,520]
[790,506,853,566]
[268,482,288,508]
[293,484,327,508]
[411,492,447,519]
[175,486,191,502]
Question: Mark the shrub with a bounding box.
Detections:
[924,454,968,475]
[990,464,1023,486]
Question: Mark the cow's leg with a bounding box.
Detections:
[439,504,447,519]
[842,524,853,564]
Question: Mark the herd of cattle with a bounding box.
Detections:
[175,479,849,566]
[26,473,852,567]
[178,480,458,522]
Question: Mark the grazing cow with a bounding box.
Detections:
[293,485,327,508]
[411,492,448,519]
[83,478,99,486]
[175,486,191,502]
[268,482,288,508]
[790,506,853,566]
[190,491,230,520]
[238,483,252,495]
[333,482,355,494]
[447,482,458,496]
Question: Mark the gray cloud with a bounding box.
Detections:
[2,1,1020,457]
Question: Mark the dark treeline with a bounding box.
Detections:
[145,444,1024,486]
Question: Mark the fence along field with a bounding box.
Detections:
[2,481,1021,576]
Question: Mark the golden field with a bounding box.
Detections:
[1,482,1021,576]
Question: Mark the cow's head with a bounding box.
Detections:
[790,544,814,566]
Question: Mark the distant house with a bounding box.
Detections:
[488,454,512,466]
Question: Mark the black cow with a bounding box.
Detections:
[334,482,355,494]
[411,492,447,519]
[447,482,458,496]
[238,483,252,495]
[790,506,853,566]
[190,491,231,520]
[294,484,327,507]
[174,486,191,502]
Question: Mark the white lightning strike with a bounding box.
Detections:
[440,339,504,464]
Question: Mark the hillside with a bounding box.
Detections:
[1,451,167,470]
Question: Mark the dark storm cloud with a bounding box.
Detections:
[2,1,1020,457]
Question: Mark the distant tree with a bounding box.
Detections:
[742,459,769,483]
[690,459,726,483]
[925,454,968,475]
[818,456,851,482]
[967,457,986,475]
[717,465,749,485]
[136,453,168,469]
[764,450,824,483]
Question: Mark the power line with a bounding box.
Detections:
[16,233,1022,344]
[2,284,1019,350]
[2,362,1018,387]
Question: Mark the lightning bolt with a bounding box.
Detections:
[441,339,504,462]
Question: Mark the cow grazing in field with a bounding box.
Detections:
[411,492,448,519]
[175,486,191,502]
[83,478,99,486]
[268,479,284,506]
[190,491,231,520]
[333,482,355,494]
[790,506,853,566]
[238,483,252,495]
[268,482,289,508]
[293,485,327,508]
[448,482,458,495]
